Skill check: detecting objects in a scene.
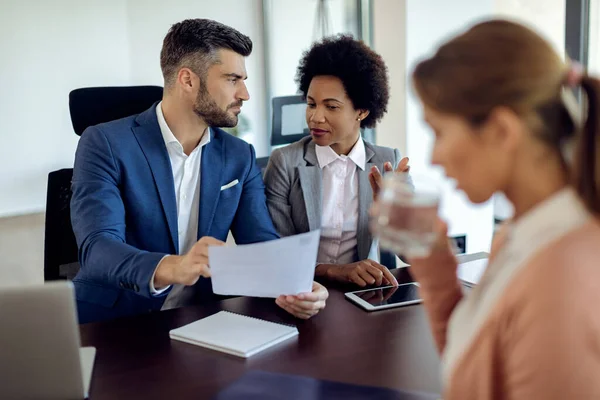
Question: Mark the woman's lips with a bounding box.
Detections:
[311,129,329,137]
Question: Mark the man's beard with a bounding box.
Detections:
[193,84,241,128]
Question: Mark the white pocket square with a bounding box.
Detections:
[220,179,239,191]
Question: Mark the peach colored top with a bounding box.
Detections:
[418,189,600,399]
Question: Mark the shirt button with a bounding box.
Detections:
[183,194,188,200]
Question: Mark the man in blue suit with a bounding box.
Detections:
[71,19,328,323]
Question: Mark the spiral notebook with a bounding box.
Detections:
[169,311,299,358]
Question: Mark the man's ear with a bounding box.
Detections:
[176,67,197,92]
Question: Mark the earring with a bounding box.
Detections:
[356,117,361,121]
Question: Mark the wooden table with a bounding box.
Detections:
[80,269,442,399]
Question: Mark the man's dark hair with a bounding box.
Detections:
[296,34,389,129]
[160,19,252,88]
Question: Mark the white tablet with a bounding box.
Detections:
[345,283,422,311]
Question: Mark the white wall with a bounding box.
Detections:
[494,0,565,56]
[0,0,131,217]
[403,0,495,254]
[0,0,266,217]
[372,0,407,156]
[591,0,600,74]
[126,0,267,156]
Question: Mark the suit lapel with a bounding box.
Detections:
[298,141,322,231]
[357,143,376,261]
[132,105,179,253]
[198,128,223,238]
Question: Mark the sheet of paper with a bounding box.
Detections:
[209,230,320,298]
[457,257,488,287]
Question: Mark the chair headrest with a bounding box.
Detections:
[69,86,163,136]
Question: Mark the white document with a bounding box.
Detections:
[209,230,320,298]
[457,257,489,288]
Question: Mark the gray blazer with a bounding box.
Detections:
[264,136,403,262]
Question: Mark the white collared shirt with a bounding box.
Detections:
[150,102,211,294]
[315,137,366,265]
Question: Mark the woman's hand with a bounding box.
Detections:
[407,219,458,289]
[368,157,410,202]
[318,260,398,287]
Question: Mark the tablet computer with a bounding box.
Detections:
[344,283,422,311]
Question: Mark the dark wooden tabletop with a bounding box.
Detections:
[80,268,442,399]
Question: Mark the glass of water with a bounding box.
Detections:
[372,173,440,258]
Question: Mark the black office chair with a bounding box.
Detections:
[69,86,164,135]
[256,156,270,176]
[43,86,163,281]
[44,169,79,280]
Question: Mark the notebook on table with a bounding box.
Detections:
[212,370,440,400]
[457,257,488,288]
[169,311,298,358]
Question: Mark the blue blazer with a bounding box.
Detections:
[70,104,279,323]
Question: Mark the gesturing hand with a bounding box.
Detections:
[368,157,410,202]
[326,260,399,287]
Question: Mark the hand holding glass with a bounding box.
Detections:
[372,173,440,258]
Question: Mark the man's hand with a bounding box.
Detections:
[369,157,410,202]
[153,237,225,288]
[317,260,399,287]
[276,281,329,319]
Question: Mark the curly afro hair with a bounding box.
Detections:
[295,34,389,129]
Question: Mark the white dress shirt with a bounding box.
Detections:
[150,102,211,294]
[315,137,366,265]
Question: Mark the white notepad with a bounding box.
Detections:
[169,311,299,358]
[457,257,488,288]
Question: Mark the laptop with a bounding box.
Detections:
[0,281,96,399]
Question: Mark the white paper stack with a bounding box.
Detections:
[209,230,320,298]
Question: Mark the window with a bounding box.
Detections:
[495,0,566,57]
[263,0,360,98]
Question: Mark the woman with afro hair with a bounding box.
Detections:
[264,35,410,295]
